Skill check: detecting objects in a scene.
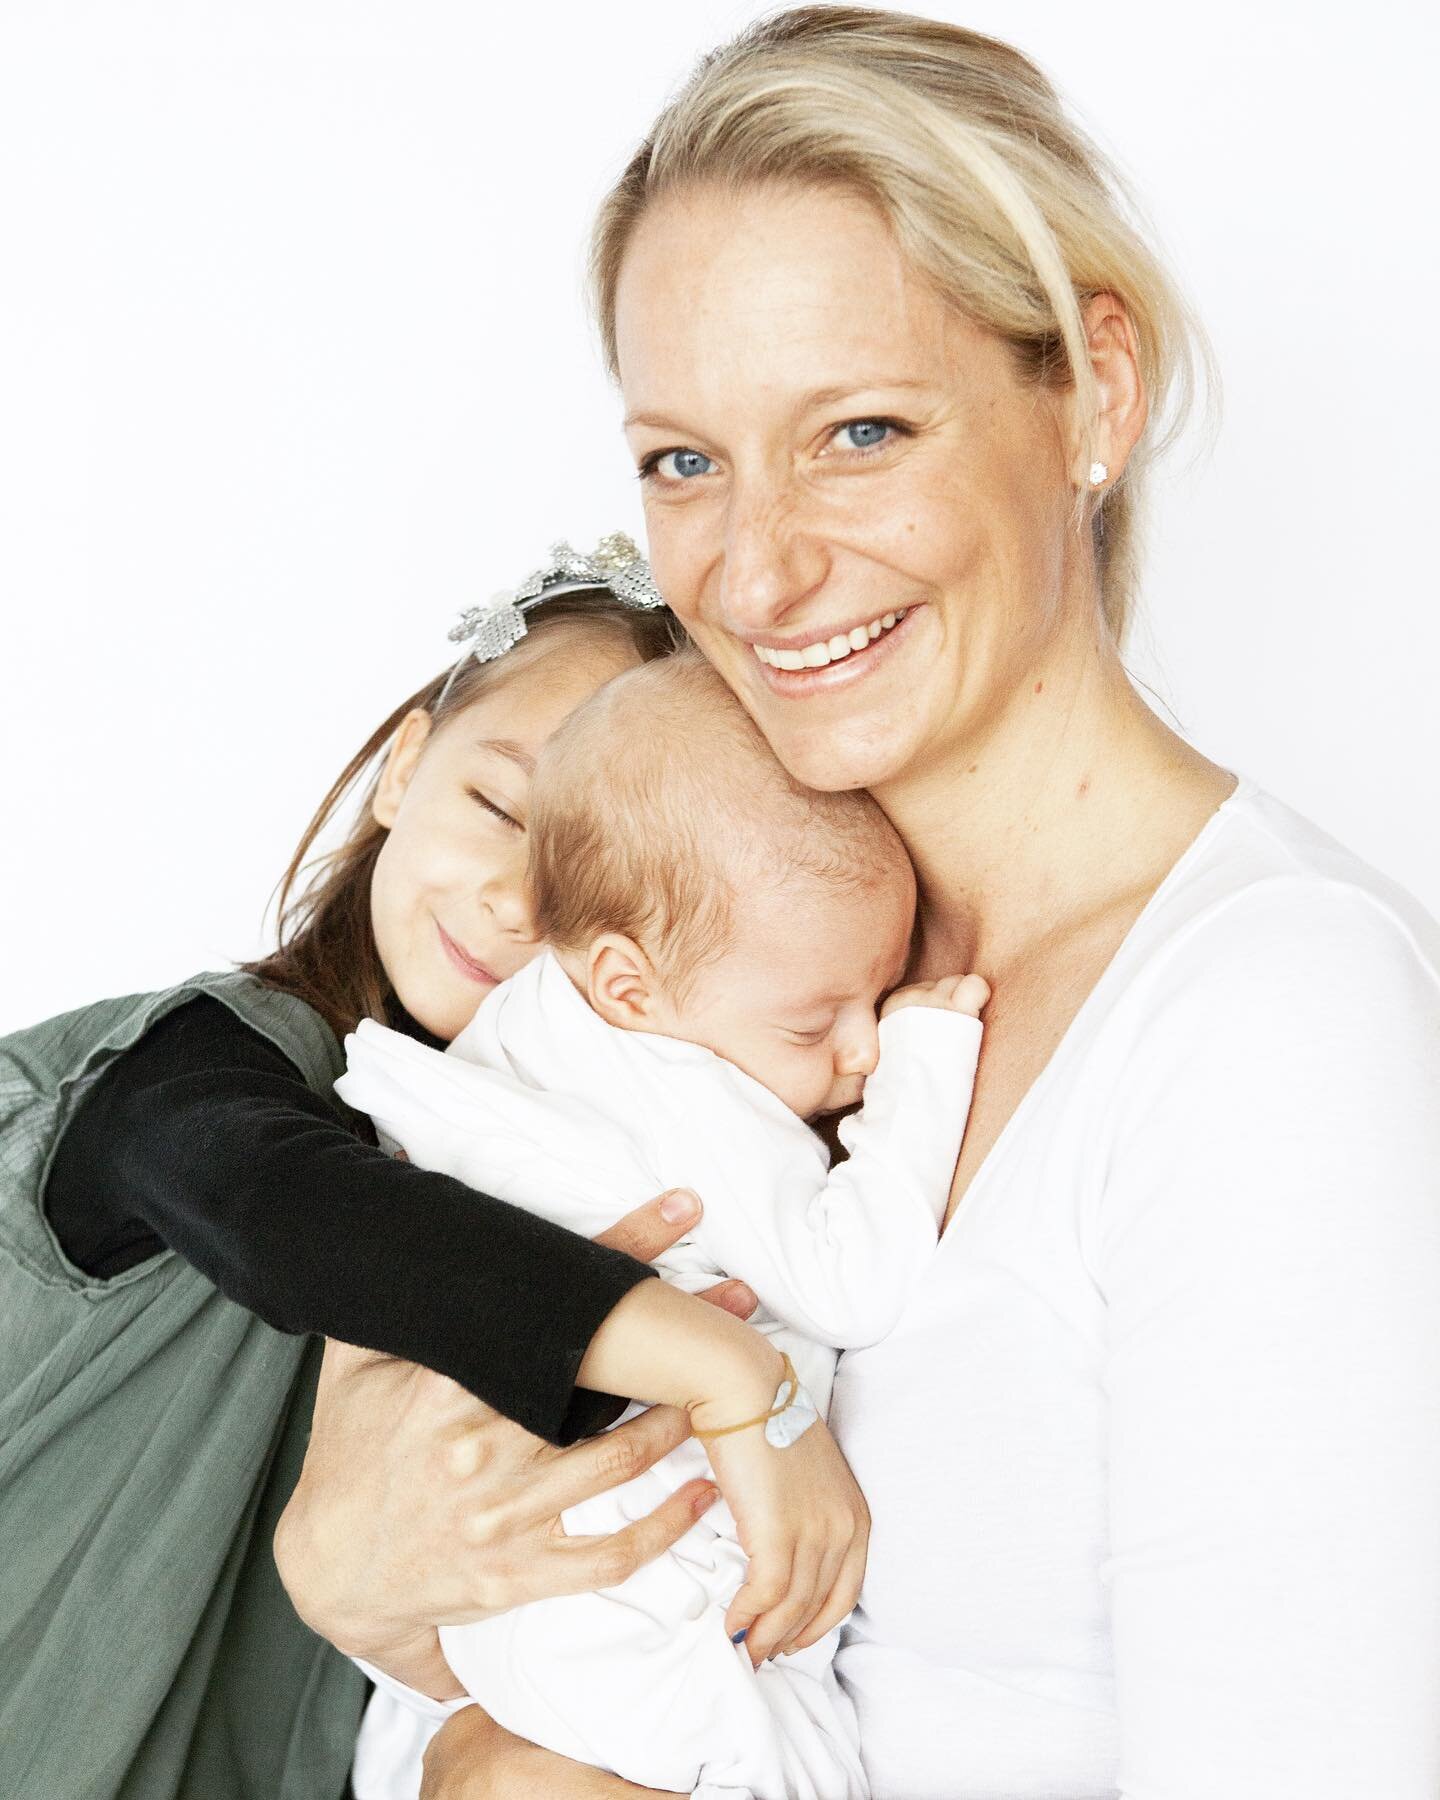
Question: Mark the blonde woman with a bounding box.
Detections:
[283,11,1440,1796]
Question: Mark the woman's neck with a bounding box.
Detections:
[872,608,1233,980]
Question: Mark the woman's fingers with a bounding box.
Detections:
[545,1477,720,1599]
[592,1188,701,1261]
[696,1277,759,1320]
[523,1403,692,1519]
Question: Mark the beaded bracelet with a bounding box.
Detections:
[692,1352,801,1444]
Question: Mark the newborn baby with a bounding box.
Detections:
[337,653,987,1800]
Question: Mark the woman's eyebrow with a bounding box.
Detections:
[797,377,932,411]
[623,377,932,434]
[473,737,536,775]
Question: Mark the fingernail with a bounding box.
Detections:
[728,1281,759,1317]
[692,1482,719,1515]
[660,1189,699,1225]
[730,1629,748,1644]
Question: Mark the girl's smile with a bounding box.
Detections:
[435,919,503,988]
[369,636,646,1041]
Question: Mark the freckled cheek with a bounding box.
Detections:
[651,550,710,630]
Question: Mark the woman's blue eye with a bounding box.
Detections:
[837,419,893,451]
[642,448,714,482]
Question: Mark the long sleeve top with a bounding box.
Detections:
[41,992,652,1443]
[829,780,1440,1800]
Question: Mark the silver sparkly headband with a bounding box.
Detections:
[436,532,667,705]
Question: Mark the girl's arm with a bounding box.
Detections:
[44,994,652,1441]
[277,1203,868,1692]
[340,987,983,1352]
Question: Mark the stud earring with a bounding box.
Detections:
[1088,461,1109,488]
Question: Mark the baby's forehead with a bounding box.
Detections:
[724,866,914,996]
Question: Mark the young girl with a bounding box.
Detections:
[0,538,865,1800]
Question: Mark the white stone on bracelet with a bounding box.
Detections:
[765,1377,821,1449]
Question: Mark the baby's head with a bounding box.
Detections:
[529,653,916,1120]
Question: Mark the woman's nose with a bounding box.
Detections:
[719,477,829,632]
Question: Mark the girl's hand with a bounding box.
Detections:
[274,1189,755,1695]
[708,1405,869,1666]
[576,1281,870,1668]
[419,1705,673,1798]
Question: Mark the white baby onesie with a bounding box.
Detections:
[337,950,981,1800]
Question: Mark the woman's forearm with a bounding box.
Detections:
[420,1705,683,1798]
[360,1627,465,1703]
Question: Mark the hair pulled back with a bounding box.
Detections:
[590,5,1213,641]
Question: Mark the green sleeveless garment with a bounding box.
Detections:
[0,971,367,1799]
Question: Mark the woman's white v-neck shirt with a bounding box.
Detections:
[830,780,1440,1800]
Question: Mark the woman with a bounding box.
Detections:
[283,11,1440,1796]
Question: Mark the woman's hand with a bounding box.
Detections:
[419,1706,674,1798]
[274,1188,756,1696]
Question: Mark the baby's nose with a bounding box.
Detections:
[833,1020,881,1080]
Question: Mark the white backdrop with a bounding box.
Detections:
[2,0,1436,1033]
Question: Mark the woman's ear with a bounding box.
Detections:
[372,710,433,829]
[1073,291,1148,489]
[586,934,666,1031]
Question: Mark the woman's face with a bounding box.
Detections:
[614,183,1081,795]
[369,634,640,1041]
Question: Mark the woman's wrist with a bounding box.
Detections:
[576,1278,783,1422]
[360,1627,467,1703]
[276,1480,464,1695]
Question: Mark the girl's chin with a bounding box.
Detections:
[393,981,481,1045]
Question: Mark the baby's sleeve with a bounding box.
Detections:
[693,1007,981,1347]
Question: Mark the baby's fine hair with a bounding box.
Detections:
[529,651,911,990]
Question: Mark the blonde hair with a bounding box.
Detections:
[529,652,911,991]
[590,5,1214,644]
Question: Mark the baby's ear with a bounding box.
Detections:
[586,934,664,1032]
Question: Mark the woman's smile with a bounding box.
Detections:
[744,604,920,697]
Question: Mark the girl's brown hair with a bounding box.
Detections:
[243,593,681,1040]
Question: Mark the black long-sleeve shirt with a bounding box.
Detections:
[42,995,650,1443]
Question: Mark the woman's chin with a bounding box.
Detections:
[755,716,921,795]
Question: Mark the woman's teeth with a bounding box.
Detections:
[751,610,907,671]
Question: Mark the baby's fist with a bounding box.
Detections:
[882,973,990,1020]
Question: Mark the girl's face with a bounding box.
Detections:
[613,183,1101,797]
[370,635,641,1041]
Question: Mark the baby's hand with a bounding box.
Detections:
[881,972,990,1020]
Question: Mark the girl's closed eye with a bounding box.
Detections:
[466,786,523,831]
[783,1023,834,1047]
